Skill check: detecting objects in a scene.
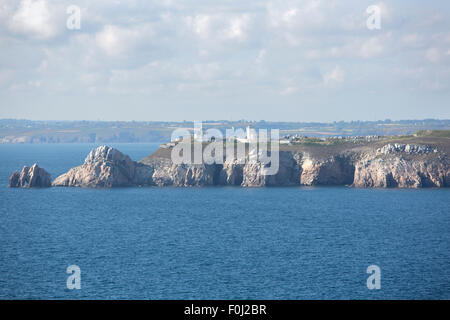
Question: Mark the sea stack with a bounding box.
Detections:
[8,164,52,188]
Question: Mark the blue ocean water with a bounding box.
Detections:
[0,143,449,299]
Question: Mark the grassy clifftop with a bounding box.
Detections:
[414,130,450,138]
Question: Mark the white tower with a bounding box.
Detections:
[194,127,203,141]
[246,126,257,142]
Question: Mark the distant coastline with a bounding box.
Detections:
[1,119,450,144]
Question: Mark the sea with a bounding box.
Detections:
[0,143,449,299]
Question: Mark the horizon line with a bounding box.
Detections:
[1,118,450,124]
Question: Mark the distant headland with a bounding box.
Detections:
[9,130,450,189]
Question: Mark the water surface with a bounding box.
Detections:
[0,144,449,299]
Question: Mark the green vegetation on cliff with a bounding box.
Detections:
[414,130,450,138]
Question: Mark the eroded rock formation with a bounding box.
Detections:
[353,155,449,188]
[8,164,51,188]
[52,145,153,187]
[299,154,355,186]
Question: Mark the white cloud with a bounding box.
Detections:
[8,0,58,39]
[28,80,41,87]
[255,49,266,64]
[0,69,14,87]
[323,66,344,86]
[374,2,391,22]
[280,86,297,95]
[223,14,250,41]
[401,34,425,48]
[359,36,385,58]
[36,59,48,72]
[96,25,122,55]
[425,48,442,63]
[268,0,325,29]
[185,13,252,43]
[95,24,153,56]
[1,0,450,120]
[305,34,389,60]
[186,15,211,39]
[181,63,221,82]
[282,9,298,24]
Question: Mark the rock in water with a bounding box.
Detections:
[8,164,51,188]
[52,145,154,187]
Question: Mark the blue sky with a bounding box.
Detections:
[0,0,449,122]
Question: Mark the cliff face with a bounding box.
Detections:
[9,164,51,188]
[353,144,449,188]
[151,160,218,187]
[353,157,448,188]
[29,139,450,189]
[241,151,301,187]
[219,162,244,186]
[52,146,153,187]
[299,154,356,186]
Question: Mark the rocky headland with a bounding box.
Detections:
[51,145,154,187]
[9,133,450,189]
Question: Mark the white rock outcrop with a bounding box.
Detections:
[52,146,153,187]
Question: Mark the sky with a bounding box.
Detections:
[0,0,449,122]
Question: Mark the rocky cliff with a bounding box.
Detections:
[9,164,52,188]
[12,136,450,189]
[52,145,153,187]
[353,143,448,188]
